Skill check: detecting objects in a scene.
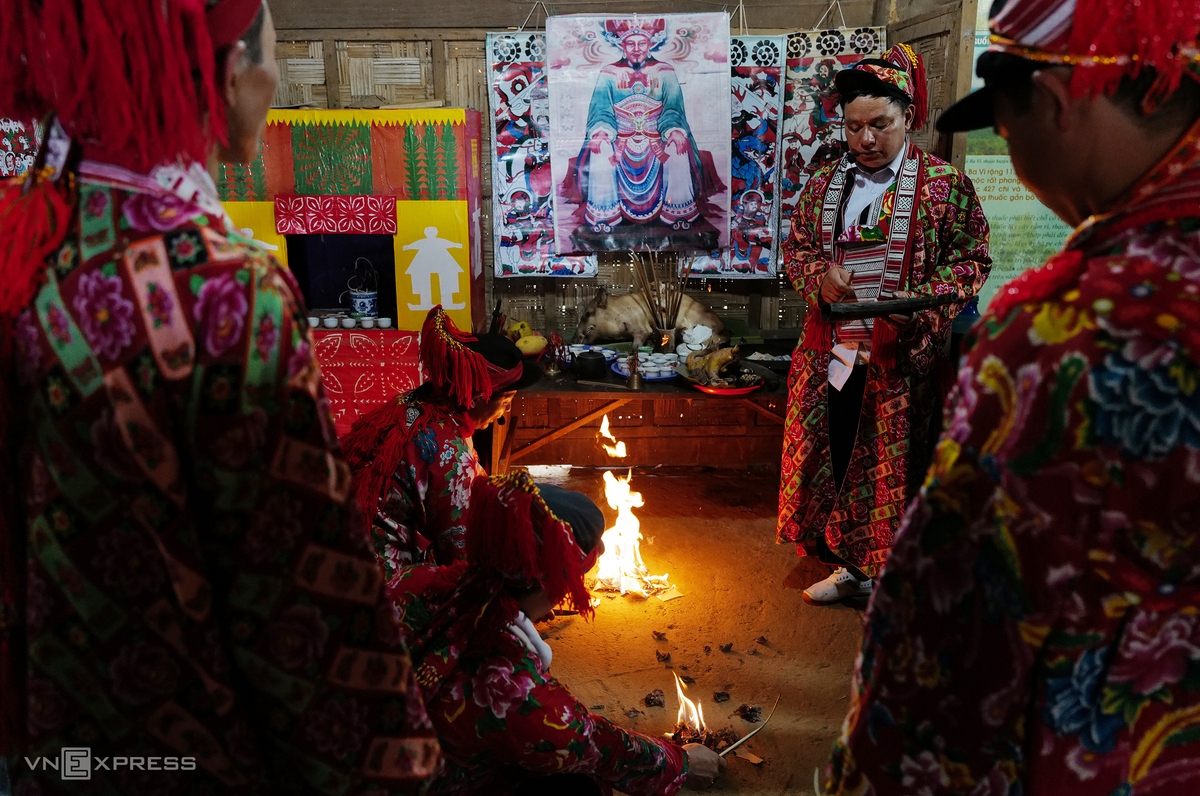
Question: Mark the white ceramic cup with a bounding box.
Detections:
[322,317,339,329]
[341,317,356,329]
[307,316,320,327]
[378,318,392,329]
[360,317,376,329]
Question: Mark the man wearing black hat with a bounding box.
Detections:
[777,44,992,605]
[827,1,1200,793]
[343,306,541,592]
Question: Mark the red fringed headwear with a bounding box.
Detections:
[421,306,515,407]
[989,0,1200,110]
[465,472,594,618]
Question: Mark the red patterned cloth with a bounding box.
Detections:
[275,195,398,235]
[3,160,439,792]
[312,330,422,437]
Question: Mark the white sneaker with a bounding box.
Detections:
[802,567,873,605]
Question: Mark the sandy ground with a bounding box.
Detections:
[530,466,866,796]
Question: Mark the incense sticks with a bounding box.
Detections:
[630,250,695,332]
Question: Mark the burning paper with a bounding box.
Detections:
[669,672,738,751]
[592,416,669,596]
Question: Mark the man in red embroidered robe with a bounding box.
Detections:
[342,306,540,591]
[777,44,992,604]
[397,471,724,796]
[827,1,1200,793]
[0,1,439,792]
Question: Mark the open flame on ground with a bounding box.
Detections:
[669,672,739,751]
[591,415,669,596]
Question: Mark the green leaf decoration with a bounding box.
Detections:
[292,123,373,196]
[403,124,424,199]
[440,123,459,199]
[423,123,439,200]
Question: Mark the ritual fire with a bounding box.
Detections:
[669,672,738,750]
[592,415,669,596]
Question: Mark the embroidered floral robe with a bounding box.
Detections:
[4,163,439,793]
[397,568,688,796]
[828,124,1200,795]
[370,394,486,586]
[777,146,991,577]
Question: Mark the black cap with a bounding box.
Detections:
[937,51,1040,133]
[537,484,605,554]
[465,332,542,391]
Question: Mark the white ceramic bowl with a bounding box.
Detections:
[341,317,356,329]
[378,318,392,329]
[322,317,339,329]
[663,353,679,363]
[360,318,376,329]
[307,316,320,327]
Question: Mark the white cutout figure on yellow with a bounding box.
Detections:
[402,226,466,310]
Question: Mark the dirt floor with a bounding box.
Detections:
[529,465,866,796]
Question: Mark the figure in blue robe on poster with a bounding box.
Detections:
[403,227,466,311]
[574,19,710,233]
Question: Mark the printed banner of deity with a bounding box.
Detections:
[691,35,787,278]
[777,28,885,243]
[547,13,732,254]
[0,118,39,179]
[487,32,597,277]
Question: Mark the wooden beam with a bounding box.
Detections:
[508,399,631,462]
[432,39,448,105]
[322,38,340,108]
[272,1,876,34]
[741,398,785,424]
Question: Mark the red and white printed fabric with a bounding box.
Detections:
[312,330,422,436]
[275,195,398,235]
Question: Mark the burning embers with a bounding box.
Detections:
[669,673,738,751]
[592,416,669,596]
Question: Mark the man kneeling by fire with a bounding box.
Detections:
[394,471,724,795]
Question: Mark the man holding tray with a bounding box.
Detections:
[777,44,992,604]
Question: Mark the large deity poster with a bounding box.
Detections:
[487,32,597,277]
[692,34,788,278]
[547,13,732,254]
[778,28,885,243]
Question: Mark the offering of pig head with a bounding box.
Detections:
[574,288,730,347]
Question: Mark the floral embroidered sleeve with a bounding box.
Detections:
[900,167,992,374]
[423,421,485,562]
[782,166,839,306]
[434,632,688,796]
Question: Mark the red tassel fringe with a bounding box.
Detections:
[420,307,493,408]
[1066,0,1200,106]
[0,0,223,174]
[342,398,418,543]
[466,474,593,618]
[802,304,833,355]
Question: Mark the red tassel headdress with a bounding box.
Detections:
[465,472,594,619]
[420,306,496,408]
[988,0,1200,109]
